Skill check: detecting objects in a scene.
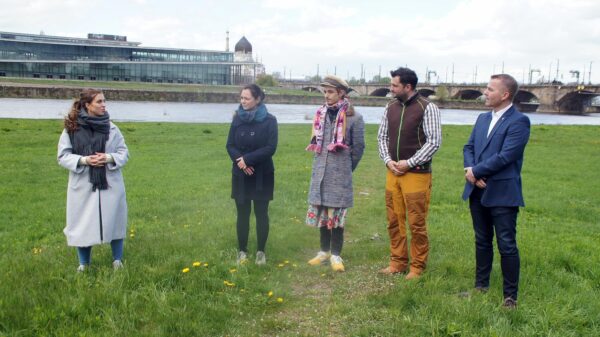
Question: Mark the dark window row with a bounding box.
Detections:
[0,41,233,62]
[0,61,236,85]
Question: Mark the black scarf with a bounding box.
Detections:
[327,106,339,123]
[70,108,111,191]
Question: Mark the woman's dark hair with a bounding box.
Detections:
[64,88,103,132]
[241,84,265,103]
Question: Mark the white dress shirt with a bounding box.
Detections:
[487,103,513,137]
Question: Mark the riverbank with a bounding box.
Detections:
[0,78,486,109]
[0,79,390,107]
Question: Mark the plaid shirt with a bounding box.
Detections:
[377,98,442,167]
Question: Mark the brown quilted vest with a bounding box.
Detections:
[386,93,431,173]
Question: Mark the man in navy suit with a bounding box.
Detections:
[463,74,530,309]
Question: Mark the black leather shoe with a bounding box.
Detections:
[502,297,517,309]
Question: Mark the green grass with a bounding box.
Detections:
[0,119,599,336]
[0,77,323,97]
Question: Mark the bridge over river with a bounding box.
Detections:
[281,81,600,114]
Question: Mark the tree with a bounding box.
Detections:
[371,75,391,84]
[255,74,278,87]
[435,85,450,102]
[308,75,322,83]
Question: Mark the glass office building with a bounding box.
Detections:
[0,31,260,84]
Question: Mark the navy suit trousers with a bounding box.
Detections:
[469,188,520,300]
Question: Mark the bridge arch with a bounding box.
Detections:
[302,86,321,93]
[418,89,435,98]
[514,90,540,112]
[557,91,599,114]
[454,89,483,100]
[370,88,390,97]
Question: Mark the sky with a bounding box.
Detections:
[1,0,599,84]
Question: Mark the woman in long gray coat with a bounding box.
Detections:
[57,89,129,272]
[305,75,365,272]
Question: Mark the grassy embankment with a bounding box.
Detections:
[0,77,321,96]
[0,119,599,336]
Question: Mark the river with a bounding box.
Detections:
[1,98,600,125]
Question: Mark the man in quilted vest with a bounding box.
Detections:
[377,67,442,280]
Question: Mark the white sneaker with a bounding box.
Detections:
[330,255,345,272]
[237,251,248,265]
[308,251,330,266]
[255,251,266,265]
[77,265,86,273]
[113,260,123,270]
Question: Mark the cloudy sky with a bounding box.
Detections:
[1,0,599,83]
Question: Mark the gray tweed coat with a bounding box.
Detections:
[307,108,365,208]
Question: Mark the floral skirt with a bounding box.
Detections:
[306,204,348,229]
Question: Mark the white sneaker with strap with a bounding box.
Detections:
[330,255,345,272]
[308,251,330,266]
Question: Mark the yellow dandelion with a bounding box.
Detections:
[278,263,284,268]
[268,291,273,297]
[321,273,326,277]
[223,280,235,287]
[277,297,284,303]
[129,234,135,238]
[182,267,190,273]
[284,260,290,264]
[203,262,209,267]
[193,262,201,267]
[229,268,237,273]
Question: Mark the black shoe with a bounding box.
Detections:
[502,297,517,309]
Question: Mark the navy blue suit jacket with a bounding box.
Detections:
[462,105,530,207]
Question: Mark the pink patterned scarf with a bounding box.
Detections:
[306,98,350,153]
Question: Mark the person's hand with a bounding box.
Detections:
[87,153,107,167]
[464,167,476,184]
[236,157,247,170]
[397,160,410,175]
[475,179,487,189]
[386,161,402,176]
[243,166,254,176]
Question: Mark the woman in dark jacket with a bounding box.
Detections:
[226,84,278,265]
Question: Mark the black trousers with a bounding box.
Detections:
[235,199,270,253]
[320,226,344,256]
[469,189,520,300]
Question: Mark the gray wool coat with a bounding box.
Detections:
[308,109,365,208]
[57,122,129,247]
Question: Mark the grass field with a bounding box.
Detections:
[0,77,322,97]
[0,119,599,337]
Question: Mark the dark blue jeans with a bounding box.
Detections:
[469,190,520,300]
[77,239,124,265]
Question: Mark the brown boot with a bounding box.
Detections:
[405,268,422,280]
[378,266,406,275]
